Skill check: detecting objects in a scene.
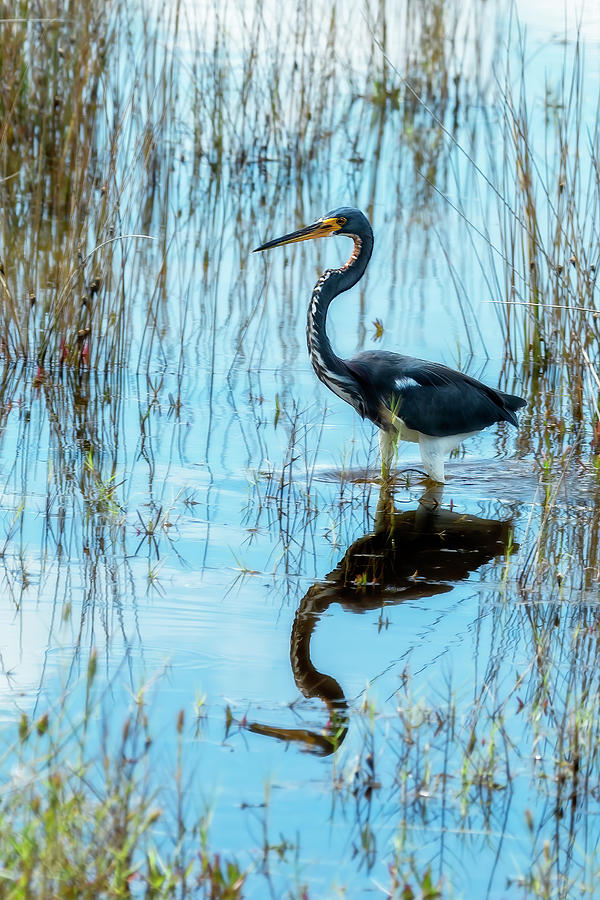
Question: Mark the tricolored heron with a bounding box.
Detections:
[254,207,525,483]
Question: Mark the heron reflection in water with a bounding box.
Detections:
[246,485,516,756]
[255,208,525,483]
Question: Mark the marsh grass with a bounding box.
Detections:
[488,33,600,458]
[1,0,600,897]
[0,0,501,376]
[483,36,600,598]
[0,667,249,899]
[0,2,117,365]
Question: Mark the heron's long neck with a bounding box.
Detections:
[290,594,345,706]
[306,233,373,382]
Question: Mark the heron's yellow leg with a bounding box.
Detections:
[378,429,398,480]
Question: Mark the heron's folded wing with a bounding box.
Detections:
[345,353,523,436]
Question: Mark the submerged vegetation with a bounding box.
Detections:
[0,0,599,897]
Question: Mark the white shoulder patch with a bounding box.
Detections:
[395,376,419,392]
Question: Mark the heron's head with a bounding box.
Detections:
[253,207,371,253]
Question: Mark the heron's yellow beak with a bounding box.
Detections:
[253,216,345,252]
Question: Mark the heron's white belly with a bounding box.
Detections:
[415,430,478,453]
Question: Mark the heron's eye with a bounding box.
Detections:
[337,217,346,227]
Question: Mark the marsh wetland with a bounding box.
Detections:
[0,0,600,896]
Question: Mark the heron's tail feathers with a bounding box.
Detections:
[496,390,526,427]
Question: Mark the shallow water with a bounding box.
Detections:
[1,0,600,896]
[1,360,597,895]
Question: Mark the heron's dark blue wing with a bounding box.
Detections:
[345,351,525,437]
